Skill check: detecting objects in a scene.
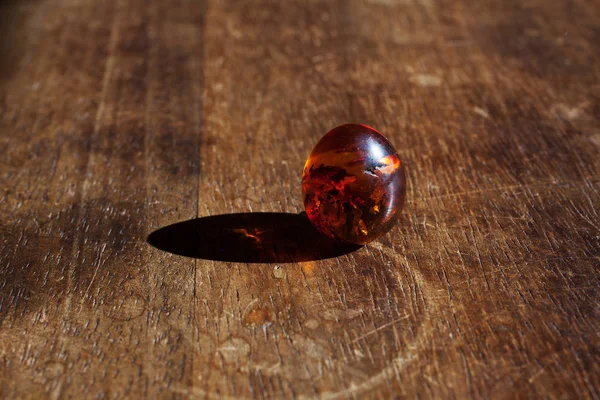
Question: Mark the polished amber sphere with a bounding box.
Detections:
[302,124,406,245]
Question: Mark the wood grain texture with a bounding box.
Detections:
[1,0,599,398]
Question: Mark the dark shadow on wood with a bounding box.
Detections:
[0,0,38,82]
[147,212,361,263]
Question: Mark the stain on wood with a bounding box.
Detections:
[0,0,599,398]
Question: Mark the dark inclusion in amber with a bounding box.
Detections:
[302,124,406,245]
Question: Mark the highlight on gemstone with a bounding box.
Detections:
[302,124,406,245]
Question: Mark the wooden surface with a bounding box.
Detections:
[1,0,599,398]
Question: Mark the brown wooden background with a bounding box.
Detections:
[1,0,599,398]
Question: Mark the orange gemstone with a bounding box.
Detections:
[302,124,406,244]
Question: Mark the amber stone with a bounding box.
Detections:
[302,124,406,245]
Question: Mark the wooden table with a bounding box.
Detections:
[1,0,599,398]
